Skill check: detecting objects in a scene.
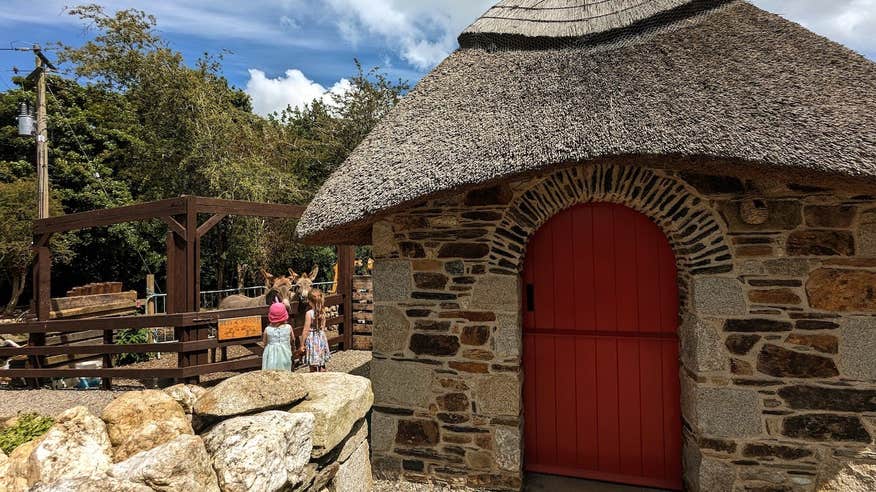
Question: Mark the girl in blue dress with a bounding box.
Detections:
[262,302,293,371]
[299,289,331,372]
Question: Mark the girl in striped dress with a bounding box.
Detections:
[299,288,331,372]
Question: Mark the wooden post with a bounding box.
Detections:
[337,245,355,351]
[101,329,113,390]
[167,197,209,384]
[35,51,49,221]
[166,216,188,382]
[145,274,156,315]
[145,274,155,345]
[187,197,208,380]
[27,246,50,387]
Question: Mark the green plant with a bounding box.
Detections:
[0,413,54,454]
[114,328,152,366]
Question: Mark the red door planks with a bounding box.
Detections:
[522,202,682,491]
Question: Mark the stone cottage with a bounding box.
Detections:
[297,0,876,490]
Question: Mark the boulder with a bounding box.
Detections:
[163,384,206,414]
[288,373,373,458]
[111,435,219,492]
[202,410,314,492]
[332,419,368,464]
[193,371,308,424]
[101,390,192,461]
[327,440,372,492]
[29,476,151,492]
[1,436,44,492]
[0,449,11,492]
[27,406,112,486]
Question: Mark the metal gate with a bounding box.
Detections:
[522,202,682,490]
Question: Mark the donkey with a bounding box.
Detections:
[218,270,296,310]
[289,265,319,302]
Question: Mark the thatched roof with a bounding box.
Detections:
[459,0,727,49]
[298,1,876,244]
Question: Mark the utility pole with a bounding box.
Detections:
[34,45,49,219]
[12,44,54,219]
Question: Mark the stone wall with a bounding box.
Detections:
[370,162,876,491]
[0,371,374,492]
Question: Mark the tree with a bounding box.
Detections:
[0,76,162,298]
[57,4,302,291]
[0,178,71,313]
[0,4,408,307]
[277,61,409,195]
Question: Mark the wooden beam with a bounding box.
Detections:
[197,213,226,238]
[337,245,355,351]
[35,247,51,321]
[34,197,186,234]
[160,216,186,238]
[193,196,304,218]
[34,233,52,248]
[2,313,184,334]
[2,368,183,378]
[0,340,215,356]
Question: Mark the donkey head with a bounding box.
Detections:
[290,265,319,302]
[261,270,296,306]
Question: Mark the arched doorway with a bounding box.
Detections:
[522,202,682,490]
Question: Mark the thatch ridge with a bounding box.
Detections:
[459,0,737,51]
[298,2,876,244]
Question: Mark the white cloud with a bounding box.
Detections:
[749,1,875,56]
[324,0,493,69]
[245,68,350,116]
[0,0,872,77]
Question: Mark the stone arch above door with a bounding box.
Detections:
[490,164,734,279]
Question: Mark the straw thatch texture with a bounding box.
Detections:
[297,2,876,244]
[461,0,704,48]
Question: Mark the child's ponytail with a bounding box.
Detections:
[308,289,326,330]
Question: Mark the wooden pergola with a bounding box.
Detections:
[2,196,355,386]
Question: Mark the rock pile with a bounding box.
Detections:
[0,371,374,492]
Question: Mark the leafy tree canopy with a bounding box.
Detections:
[0,4,406,311]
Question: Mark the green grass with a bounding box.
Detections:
[0,413,54,454]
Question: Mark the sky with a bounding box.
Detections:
[0,0,874,116]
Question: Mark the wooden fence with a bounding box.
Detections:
[0,196,356,387]
[351,276,373,350]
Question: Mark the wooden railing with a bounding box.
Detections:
[0,294,350,383]
[0,195,356,387]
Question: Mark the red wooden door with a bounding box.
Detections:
[522,202,682,491]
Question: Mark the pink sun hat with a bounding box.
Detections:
[268,302,289,324]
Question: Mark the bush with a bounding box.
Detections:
[114,328,153,366]
[0,413,54,454]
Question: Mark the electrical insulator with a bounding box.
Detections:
[17,102,34,137]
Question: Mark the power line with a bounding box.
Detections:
[45,81,161,288]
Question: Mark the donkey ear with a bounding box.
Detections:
[309,265,319,279]
[261,268,274,280]
[288,268,298,280]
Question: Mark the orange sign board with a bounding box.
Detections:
[218,316,263,341]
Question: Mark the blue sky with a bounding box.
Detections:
[0,1,874,116]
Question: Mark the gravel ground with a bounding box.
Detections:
[374,481,478,492]
[0,350,372,419]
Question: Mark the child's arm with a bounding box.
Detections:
[300,312,312,352]
[262,327,267,346]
